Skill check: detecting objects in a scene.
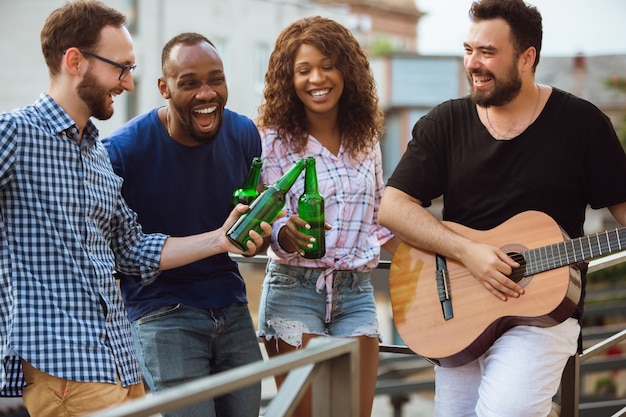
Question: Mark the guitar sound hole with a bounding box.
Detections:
[507,252,526,283]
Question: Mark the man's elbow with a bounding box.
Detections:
[378,191,396,228]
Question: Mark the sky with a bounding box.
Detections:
[415,0,626,57]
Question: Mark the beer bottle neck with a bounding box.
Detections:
[304,160,319,194]
[242,158,262,190]
[275,159,306,191]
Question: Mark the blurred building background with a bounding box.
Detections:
[1,1,626,413]
[3,0,625,188]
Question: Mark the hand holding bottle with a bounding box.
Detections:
[226,159,306,251]
[223,203,272,255]
[277,215,331,256]
[159,203,273,269]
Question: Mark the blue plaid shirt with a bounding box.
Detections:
[0,93,167,396]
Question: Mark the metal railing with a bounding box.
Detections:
[559,251,626,417]
[89,337,360,417]
[88,251,626,417]
[561,329,626,417]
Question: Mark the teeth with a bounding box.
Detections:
[310,89,330,97]
[195,106,217,114]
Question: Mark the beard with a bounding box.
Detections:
[77,70,114,121]
[171,102,223,144]
[468,61,522,108]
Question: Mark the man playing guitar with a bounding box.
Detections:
[379,0,626,416]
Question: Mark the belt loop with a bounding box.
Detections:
[303,268,313,282]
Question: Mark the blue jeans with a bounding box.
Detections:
[258,261,380,347]
[131,302,262,417]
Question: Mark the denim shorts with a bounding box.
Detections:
[257,261,380,347]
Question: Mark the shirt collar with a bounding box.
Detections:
[33,93,99,147]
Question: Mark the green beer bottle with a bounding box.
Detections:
[226,158,306,251]
[232,157,262,207]
[298,156,326,258]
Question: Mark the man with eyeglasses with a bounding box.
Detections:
[0,2,269,416]
[78,49,137,81]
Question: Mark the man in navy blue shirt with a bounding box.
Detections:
[104,33,266,417]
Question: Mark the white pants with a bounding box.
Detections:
[434,318,580,417]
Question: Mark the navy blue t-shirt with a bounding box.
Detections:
[103,107,261,321]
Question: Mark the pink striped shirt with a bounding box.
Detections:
[262,130,393,272]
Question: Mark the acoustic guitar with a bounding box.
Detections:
[389,210,626,368]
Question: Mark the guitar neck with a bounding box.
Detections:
[525,227,626,276]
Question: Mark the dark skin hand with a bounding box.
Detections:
[278,214,332,255]
[239,208,286,257]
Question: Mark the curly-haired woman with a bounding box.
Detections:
[256,16,400,417]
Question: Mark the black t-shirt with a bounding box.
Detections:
[388,88,626,239]
[387,88,626,320]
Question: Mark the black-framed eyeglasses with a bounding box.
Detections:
[79,49,137,80]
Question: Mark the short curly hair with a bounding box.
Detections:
[257,16,384,159]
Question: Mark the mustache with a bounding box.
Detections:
[469,69,494,78]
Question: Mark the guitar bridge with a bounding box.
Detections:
[436,254,454,320]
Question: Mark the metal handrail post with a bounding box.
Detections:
[560,354,580,417]
[312,338,360,417]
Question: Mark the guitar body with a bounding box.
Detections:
[390,211,582,367]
